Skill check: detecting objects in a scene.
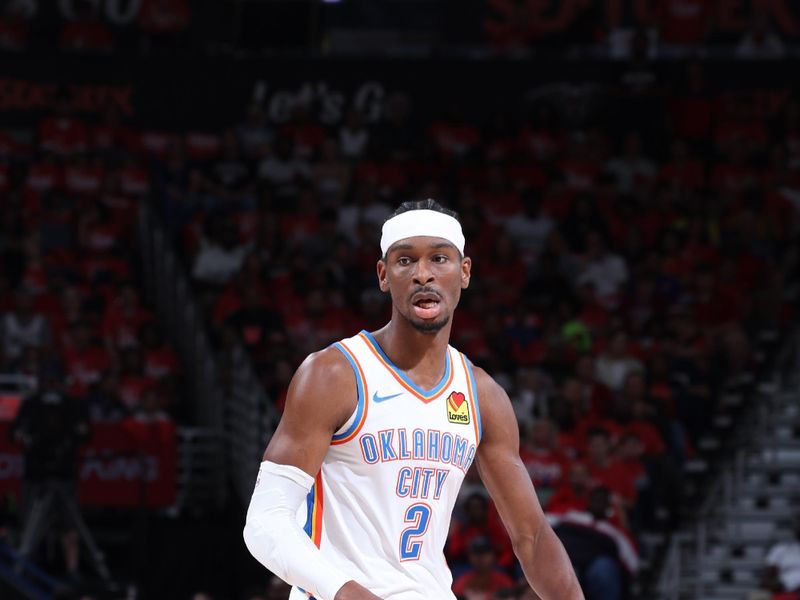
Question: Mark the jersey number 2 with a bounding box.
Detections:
[400,503,431,561]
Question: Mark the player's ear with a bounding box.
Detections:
[461,256,471,289]
[377,259,389,292]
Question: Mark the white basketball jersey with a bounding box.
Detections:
[289,330,482,600]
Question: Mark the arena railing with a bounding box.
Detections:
[138,202,227,507]
[172,426,228,513]
[138,201,278,507]
[224,343,280,505]
[656,327,800,599]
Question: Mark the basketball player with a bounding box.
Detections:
[244,200,584,600]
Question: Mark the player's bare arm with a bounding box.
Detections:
[262,347,358,474]
[246,347,382,600]
[474,367,585,600]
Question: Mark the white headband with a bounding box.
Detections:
[380,209,465,256]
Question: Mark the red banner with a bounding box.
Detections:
[0,420,176,507]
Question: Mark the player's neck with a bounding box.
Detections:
[371,317,452,389]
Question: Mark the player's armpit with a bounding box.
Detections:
[262,346,359,478]
[473,368,585,600]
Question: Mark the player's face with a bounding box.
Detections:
[377,236,471,334]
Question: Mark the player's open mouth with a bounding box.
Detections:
[412,293,442,319]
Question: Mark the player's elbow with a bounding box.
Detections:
[243,508,284,576]
[510,530,538,563]
[509,519,547,558]
[242,514,260,557]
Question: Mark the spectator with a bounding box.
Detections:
[87,372,128,422]
[605,132,657,195]
[226,286,284,356]
[63,321,111,398]
[192,217,253,286]
[451,536,515,600]
[102,284,153,356]
[140,322,180,381]
[576,231,629,309]
[11,362,90,579]
[547,462,592,514]
[574,354,613,419]
[1,289,50,365]
[312,139,352,204]
[594,331,643,393]
[339,110,370,160]
[510,367,553,429]
[757,516,800,597]
[583,427,638,509]
[256,137,310,200]
[59,1,115,53]
[138,0,190,37]
[448,493,513,572]
[132,386,170,423]
[38,100,89,156]
[737,12,786,59]
[519,419,569,505]
[654,0,711,51]
[237,103,274,160]
[118,348,157,412]
[210,129,253,199]
[281,105,325,161]
[551,488,638,600]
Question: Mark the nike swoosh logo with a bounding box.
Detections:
[373,391,403,403]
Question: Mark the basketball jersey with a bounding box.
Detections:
[289,330,482,600]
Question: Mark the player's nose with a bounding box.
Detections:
[413,260,434,285]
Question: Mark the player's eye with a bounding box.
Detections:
[432,255,448,263]
[398,257,412,266]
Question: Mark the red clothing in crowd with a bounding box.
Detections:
[623,421,666,457]
[39,117,89,155]
[656,0,710,46]
[584,459,638,505]
[452,570,515,600]
[138,0,190,34]
[428,122,480,159]
[26,161,63,194]
[519,447,570,490]
[448,510,513,570]
[119,375,157,410]
[546,483,590,514]
[145,347,180,379]
[102,303,153,351]
[64,345,111,397]
[60,20,115,52]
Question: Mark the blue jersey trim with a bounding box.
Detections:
[331,342,365,442]
[361,330,451,397]
[464,357,482,442]
[302,485,314,538]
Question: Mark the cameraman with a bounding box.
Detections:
[10,362,90,578]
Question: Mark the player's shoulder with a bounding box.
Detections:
[286,345,358,424]
[295,344,354,388]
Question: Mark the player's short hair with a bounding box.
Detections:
[385,199,460,223]
[381,200,462,260]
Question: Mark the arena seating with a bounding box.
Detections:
[131,61,798,598]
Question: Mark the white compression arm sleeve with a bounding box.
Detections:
[243,461,353,600]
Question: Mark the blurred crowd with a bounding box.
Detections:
[0,98,182,427]
[2,57,800,599]
[0,0,190,54]
[483,0,795,59]
[137,62,797,598]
